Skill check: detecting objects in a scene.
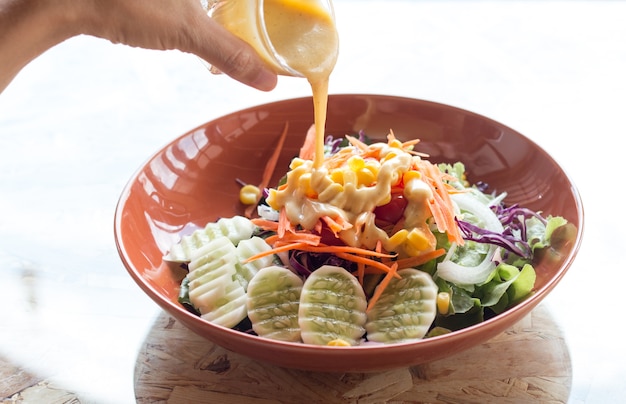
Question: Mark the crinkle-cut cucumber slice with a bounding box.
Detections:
[186,236,247,328]
[235,236,275,291]
[190,273,241,313]
[187,237,238,280]
[298,265,367,346]
[200,286,248,328]
[166,230,212,263]
[164,215,256,262]
[246,266,304,342]
[365,268,438,343]
[217,215,256,244]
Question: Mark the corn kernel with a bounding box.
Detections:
[382,151,397,162]
[289,158,306,169]
[298,172,311,190]
[437,292,450,315]
[266,189,279,210]
[356,168,375,186]
[239,184,261,205]
[330,169,344,184]
[403,170,422,184]
[299,174,319,199]
[406,227,431,251]
[347,155,365,171]
[364,160,380,175]
[327,339,351,347]
[385,229,408,251]
[389,138,403,149]
[317,182,343,202]
[404,175,432,201]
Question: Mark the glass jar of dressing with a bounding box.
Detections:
[202,0,339,79]
[203,0,339,169]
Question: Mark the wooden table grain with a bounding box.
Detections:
[134,305,571,403]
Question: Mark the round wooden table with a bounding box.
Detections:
[134,305,571,403]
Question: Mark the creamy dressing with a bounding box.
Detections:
[257,2,435,255]
[262,0,339,169]
[210,0,338,168]
[211,1,435,255]
[267,142,436,256]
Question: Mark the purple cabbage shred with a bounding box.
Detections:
[289,250,357,278]
[456,203,547,260]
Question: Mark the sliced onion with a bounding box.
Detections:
[436,245,497,285]
[452,192,504,233]
[436,193,503,285]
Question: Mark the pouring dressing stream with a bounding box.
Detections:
[206,0,339,168]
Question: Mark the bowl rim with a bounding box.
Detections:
[114,93,585,353]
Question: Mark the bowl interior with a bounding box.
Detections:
[115,94,583,372]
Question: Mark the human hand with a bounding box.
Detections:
[81,0,278,91]
[0,0,278,93]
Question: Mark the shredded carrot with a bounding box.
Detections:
[357,262,365,286]
[244,122,289,218]
[297,244,394,258]
[362,266,393,275]
[394,248,446,269]
[346,135,370,152]
[324,149,353,170]
[299,123,316,160]
[321,216,342,235]
[243,242,310,262]
[243,240,397,271]
[314,219,323,234]
[401,138,421,149]
[250,218,279,232]
[334,252,401,278]
[277,208,297,238]
[366,262,399,313]
[321,215,352,236]
[264,232,321,246]
[262,122,289,190]
[417,159,464,245]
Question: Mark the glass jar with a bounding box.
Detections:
[202,0,338,78]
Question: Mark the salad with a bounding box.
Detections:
[165,128,574,346]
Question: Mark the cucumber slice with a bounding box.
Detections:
[200,285,248,328]
[365,268,438,343]
[235,236,275,291]
[192,283,248,329]
[246,265,304,342]
[218,215,256,245]
[190,271,240,312]
[164,215,256,262]
[187,237,238,281]
[167,230,212,263]
[186,236,248,328]
[298,265,367,346]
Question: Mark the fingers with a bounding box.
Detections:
[191,15,278,91]
[78,0,279,91]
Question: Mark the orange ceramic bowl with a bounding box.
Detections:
[114,94,583,372]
